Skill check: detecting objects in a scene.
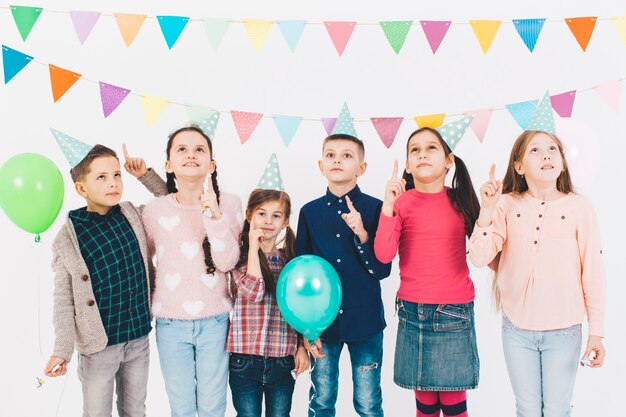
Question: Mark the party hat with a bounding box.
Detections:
[526,91,556,134]
[257,153,285,191]
[331,102,357,137]
[436,115,474,151]
[50,128,93,167]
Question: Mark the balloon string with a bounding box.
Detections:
[308,352,317,417]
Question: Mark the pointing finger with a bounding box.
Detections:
[122,143,130,161]
[391,160,398,179]
[345,195,356,213]
[489,163,496,181]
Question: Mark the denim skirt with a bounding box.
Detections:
[394,299,479,391]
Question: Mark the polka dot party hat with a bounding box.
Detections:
[257,153,285,191]
[436,115,474,151]
[526,91,556,134]
[331,102,357,137]
[50,128,93,168]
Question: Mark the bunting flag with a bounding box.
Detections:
[414,113,445,128]
[2,45,33,84]
[379,21,413,54]
[527,92,555,134]
[513,18,546,52]
[50,128,93,168]
[49,64,81,102]
[371,117,403,148]
[593,79,621,111]
[69,10,101,45]
[203,18,231,50]
[114,13,147,47]
[612,16,626,46]
[324,21,357,56]
[187,105,220,138]
[321,118,337,135]
[140,95,170,127]
[197,111,220,139]
[506,99,539,129]
[464,109,493,143]
[436,116,474,151]
[157,15,190,49]
[272,115,303,146]
[331,102,357,136]
[550,90,576,117]
[10,5,43,41]
[257,153,285,191]
[419,21,452,54]
[565,16,597,51]
[231,111,263,144]
[99,82,131,118]
[277,20,307,52]
[243,19,275,53]
[469,20,501,54]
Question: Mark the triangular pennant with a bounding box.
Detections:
[505,99,539,129]
[69,10,101,45]
[419,21,452,54]
[436,116,474,151]
[99,82,131,118]
[140,95,170,127]
[277,20,307,52]
[550,90,576,118]
[49,65,81,103]
[612,16,626,46]
[414,113,446,128]
[196,112,221,139]
[257,153,285,191]
[513,18,546,52]
[593,79,621,112]
[371,117,404,148]
[324,21,357,56]
[243,19,275,53]
[469,20,501,54]
[565,17,597,51]
[273,115,303,146]
[2,45,33,84]
[50,128,93,168]
[114,13,147,47]
[331,102,357,136]
[464,109,493,143]
[527,92,555,134]
[231,111,264,144]
[321,118,337,135]
[203,18,230,50]
[10,5,43,41]
[379,21,413,54]
[157,15,190,49]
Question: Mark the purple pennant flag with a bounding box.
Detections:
[419,21,452,53]
[550,90,576,118]
[70,11,101,44]
[99,82,131,118]
[321,118,337,135]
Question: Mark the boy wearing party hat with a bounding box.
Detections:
[44,129,166,417]
[296,103,391,417]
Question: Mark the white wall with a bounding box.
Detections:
[1,1,624,416]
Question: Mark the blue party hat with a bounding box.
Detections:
[526,91,556,134]
[50,128,93,167]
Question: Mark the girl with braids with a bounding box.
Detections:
[226,188,309,417]
[374,127,481,417]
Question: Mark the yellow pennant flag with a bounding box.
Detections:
[469,20,501,54]
[243,19,275,52]
[114,13,147,47]
[414,113,446,128]
[140,95,169,127]
[612,16,626,46]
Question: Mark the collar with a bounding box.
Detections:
[323,184,362,206]
[69,204,122,223]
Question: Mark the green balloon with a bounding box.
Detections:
[0,153,64,235]
[276,255,342,342]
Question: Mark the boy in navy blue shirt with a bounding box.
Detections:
[296,133,391,417]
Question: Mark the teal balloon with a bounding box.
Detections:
[0,153,64,235]
[276,255,342,342]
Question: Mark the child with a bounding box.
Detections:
[297,133,391,417]
[469,130,606,416]
[132,126,242,417]
[374,126,481,417]
[228,185,310,416]
[44,141,165,417]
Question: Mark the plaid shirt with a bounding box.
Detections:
[227,250,301,357]
[69,205,151,346]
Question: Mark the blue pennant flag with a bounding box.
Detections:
[2,45,33,84]
[277,20,307,52]
[157,16,190,49]
[513,18,546,52]
[273,115,303,146]
[506,99,539,129]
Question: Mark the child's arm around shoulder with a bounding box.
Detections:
[122,144,168,197]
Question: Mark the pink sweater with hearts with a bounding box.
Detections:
[142,192,242,320]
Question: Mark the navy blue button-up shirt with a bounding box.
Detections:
[296,185,391,343]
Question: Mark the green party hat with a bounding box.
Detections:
[257,153,285,191]
[50,128,93,167]
[436,115,474,151]
[331,102,357,137]
[527,91,556,134]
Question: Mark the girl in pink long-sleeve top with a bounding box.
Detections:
[469,130,606,417]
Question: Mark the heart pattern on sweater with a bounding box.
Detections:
[164,273,181,291]
[201,273,218,289]
[183,300,204,316]
[152,302,162,314]
[180,242,200,260]
[159,215,180,232]
[209,237,226,252]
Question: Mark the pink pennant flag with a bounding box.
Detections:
[99,82,131,118]
[324,21,357,56]
[463,109,493,143]
[550,90,576,118]
[593,80,621,111]
[419,21,452,54]
[231,111,263,144]
[370,117,403,148]
[321,118,338,135]
[70,10,101,44]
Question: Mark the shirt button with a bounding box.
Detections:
[533,240,538,244]
[368,269,374,274]
[561,216,565,219]
[360,250,363,253]
[539,214,543,218]
[336,234,341,238]
[357,246,361,250]
[337,259,341,263]
[517,214,521,217]
[365,261,369,264]
[327,202,331,206]
[87,300,95,306]
[482,232,487,236]
[339,309,343,314]
[337,210,342,214]
[82,275,89,281]
[536,227,540,230]
[339,199,343,203]
[541,202,546,205]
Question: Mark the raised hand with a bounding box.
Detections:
[476,164,503,227]
[200,174,220,218]
[342,195,368,244]
[122,144,148,178]
[248,218,265,252]
[382,160,406,217]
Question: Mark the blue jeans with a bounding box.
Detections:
[229,353,296,417]
[309,331,383,417]
[502,315,581,417]
[156,314,229,417]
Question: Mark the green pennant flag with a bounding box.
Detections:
[10,5,43,41]
[379,21,413,54]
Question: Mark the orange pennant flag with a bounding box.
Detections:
[49,64,81,102]
[564,16,597,51]
[414,113,445,128]
[114,13,147,47]
[469,20,501,54]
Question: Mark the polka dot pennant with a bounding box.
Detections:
[331,102,357,137]
[257,153,285,191]
[436,115,474,151]
[50,128,93,168]
[527,91,556,134]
